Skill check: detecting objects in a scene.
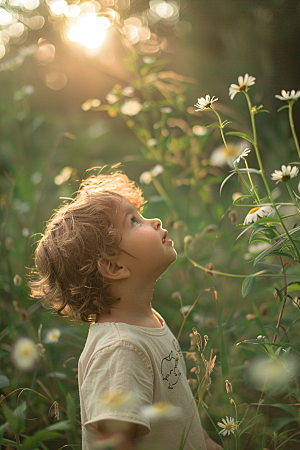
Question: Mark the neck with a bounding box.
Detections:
[96,278,162,327]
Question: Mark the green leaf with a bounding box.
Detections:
[1,403,26,434]
[232,194,253,205]
[45,421,72,432]
[257,262,282,273]
[67,393,77,425]
[219,172,237,195]
[226,131,254,145]
[242,275,255,297]
[287,283,300,293]
[22,430,61,450]
[0,423,7,447]
[253,239,284,266]
[0,374,10,389]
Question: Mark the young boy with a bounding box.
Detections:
[31,169,221,450]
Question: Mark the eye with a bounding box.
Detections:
[131,217,139,227]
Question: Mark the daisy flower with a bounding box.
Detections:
[275,90,300,101]
[194,95,218,111]
[142,402,180,419]
[139,165,163,184]
[271,165,299,183]
[44,328,61,343]
[233,147,251,165]
[120,99,143,116]
[210,141,249,167]
[229,74,256,100]
[243,205,275,225]
[217,416,236,436]
[11,337,39,371]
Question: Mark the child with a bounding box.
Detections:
[30,169,222,450]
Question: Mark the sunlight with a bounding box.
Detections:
[67,13,111,50]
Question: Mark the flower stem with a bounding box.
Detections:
[210,107,229,150]
[286,183,300,213]
[288,102,300,160]
[244,91,300,261]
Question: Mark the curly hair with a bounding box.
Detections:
[29,170,144,322]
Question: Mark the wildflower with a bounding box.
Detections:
[229,73,256,100]
[217,416,236,436]
[194,95,218,111]
[160,106,172,113]
[147,138,157,147]
[44,328,61,343]
[122,86,134,96]
[11,337,39,370]
[192,125,208,136]
[243,205,275,225]
[13,274,22,286]
[275,90,300,101]
[233,147,251,165]
[271,165,299,183]
[98,390,136,411]
[142,402,180,419]
[225,380,233,393]
[120,99,143,116]
[106,93,119,104]
[150,165,163,176]
[139,165,163,184]
[210,141,248,167]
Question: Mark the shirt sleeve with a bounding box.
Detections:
[81,340,154,436]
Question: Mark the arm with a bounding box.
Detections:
[202,428,223,450]
[97,420,138,450]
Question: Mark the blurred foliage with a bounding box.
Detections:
[1,0,300,449]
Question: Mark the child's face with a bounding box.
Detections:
[115,197,177,281]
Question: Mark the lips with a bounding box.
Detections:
[162,230,168,243]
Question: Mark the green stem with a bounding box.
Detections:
[151,177,178,219]
[244,91,300,261]
[210,107,228,150]
[288,102,300,160]
[286,183,300,212]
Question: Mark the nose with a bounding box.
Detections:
[150,218,162,229]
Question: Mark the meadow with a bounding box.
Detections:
[1,1,300,449]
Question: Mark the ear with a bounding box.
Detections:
[97,258,131,280]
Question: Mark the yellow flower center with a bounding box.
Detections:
[225,424,232,430]
[282,174,291,182]
[249,207,260,215]
[238,84,246,92]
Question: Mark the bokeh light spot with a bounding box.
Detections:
[67,14,111,49]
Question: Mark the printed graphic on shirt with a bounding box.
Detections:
[161,349,181,389]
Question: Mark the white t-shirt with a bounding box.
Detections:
[78,313,207,450]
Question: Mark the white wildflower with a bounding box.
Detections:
[106,93,119,104]
[142,402,180,419]
[122,86,134,96]
[194,95,218,111]
[275,90,300,101]
[139,165,163,184]
[120,99,142,116]
[243,205,275,225]
[217,416,236,436]
[139,171,152,184]
[210,141,249,167]
[271,165,299,183]
[229,73,256,100]
[44,328,61,343]
[233,148,251,165]
[11,337,39,371]
[150,165,163,176]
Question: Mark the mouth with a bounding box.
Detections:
[162,230,170,244]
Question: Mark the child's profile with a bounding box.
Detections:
[30,168,221,450]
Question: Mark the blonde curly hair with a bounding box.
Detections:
[29,170,144,322]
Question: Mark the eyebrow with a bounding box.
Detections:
[122,204,137,226]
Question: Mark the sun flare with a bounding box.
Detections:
[67,14,111,49]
